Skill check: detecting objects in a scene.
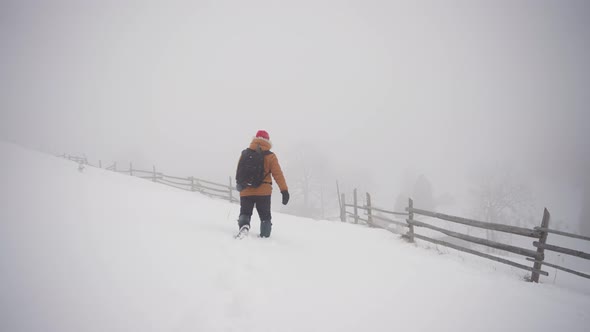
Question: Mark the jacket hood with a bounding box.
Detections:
[249,137,272,151]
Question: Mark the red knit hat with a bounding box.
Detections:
[255,130,269,140]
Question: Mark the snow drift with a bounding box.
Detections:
[1,142,589,332]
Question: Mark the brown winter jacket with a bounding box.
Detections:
[238,137,288,197]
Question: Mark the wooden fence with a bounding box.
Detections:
[339,188,409,229]
[63,153,590,283]
[339,188,590,283]
[61,154,88,165]
[59,155,239,204]
[527,223,590,280]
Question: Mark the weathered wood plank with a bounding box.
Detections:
[526,258,590,280]
[129,169,159,174]
[340,193,346,222]
[353,188,359,224]
[373,222,406,236]
[409,234,548,276]
[369,206,409,216]
[531,208,550,283]
[137,175,163,180]
[535,227,590,242]
[408,219,541,258]
[337,182,344,222]
[162,174,192,182]
[533,242,590,260]
[345,212,368,223]
[366,193,374,227]
[346,203,367,210]
[194,184,230,194]
[407,207,540,238]
[229,176,234,203]
[159,178,192,188]
[159,174,229,189]
[372,214,409,228]
[344,204,408,216]
[406,198,415,242]
[159,177,230,194]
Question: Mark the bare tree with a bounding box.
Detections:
[470,168,535,251]
[413,175,435,211]
[283,143,334,219]
[395,174,452,213]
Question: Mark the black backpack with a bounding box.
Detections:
[236,146,273,189]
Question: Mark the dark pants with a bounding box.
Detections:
[239,195,272,237]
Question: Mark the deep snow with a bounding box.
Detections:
[1,142,589,332]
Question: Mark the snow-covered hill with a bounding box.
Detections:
[1,142,589,332]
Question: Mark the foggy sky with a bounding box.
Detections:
[1,0,589,222]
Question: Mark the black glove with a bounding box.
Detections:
[281,190,290,205]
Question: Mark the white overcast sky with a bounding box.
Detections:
[1,0,589,221]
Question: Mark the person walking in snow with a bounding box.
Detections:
[235,130,289,238]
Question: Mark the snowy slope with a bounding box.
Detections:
[1,141,589,332]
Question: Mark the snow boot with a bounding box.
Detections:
[235,225,250,239]
[260,220,272,238]
[238,214,251,230]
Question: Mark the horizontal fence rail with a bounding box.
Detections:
[63,155,590,284]
[372,214,409,228]
[344,204,408,216]
[533,242,590,260]
[160,177,191,187]
[407,219,542,259]
[339,189,407,233]
[338,186,589,283]
[530,209,590,281]
[405,204,552,280]
[410,233,548,276]
[406,207,541,238]
[370,206,409,216]
[59,154,239,205]
[161,174,190,182]
[526,258,590,280]
[535,227,590,242]
[346,211,368,223]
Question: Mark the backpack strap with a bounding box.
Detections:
[261,148,273,184]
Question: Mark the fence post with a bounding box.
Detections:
[353,188,359,224]
[229,176,234,202]
[530,208,551,283]
[406,198,415,242]
[336,181,343,221]
[152,165,156,182]
[114,162,117,172]
[340,193,346,222]
[129,162,133,176]
[190,176,195,191]
[366,192,373,227]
